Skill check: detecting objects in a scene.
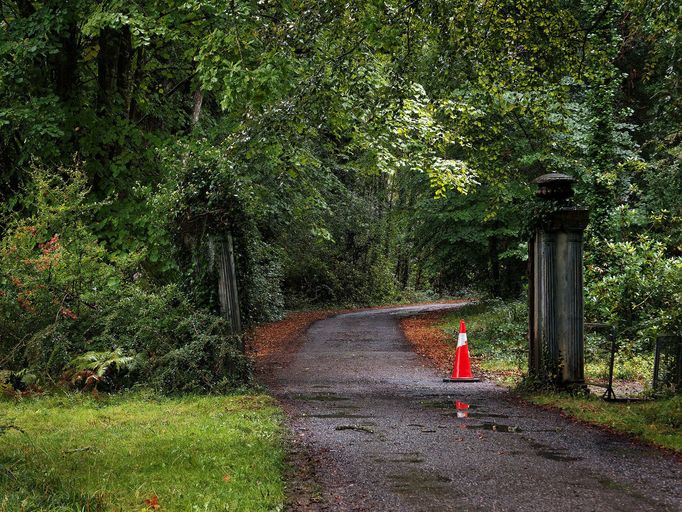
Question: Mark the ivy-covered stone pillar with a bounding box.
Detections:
[528,173,589,387]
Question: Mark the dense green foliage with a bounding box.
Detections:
[0,0,680,388]
[0,167,249,392]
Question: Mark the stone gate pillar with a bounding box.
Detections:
[528,173,589,386]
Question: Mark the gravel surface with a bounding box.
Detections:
[267,303,682,511]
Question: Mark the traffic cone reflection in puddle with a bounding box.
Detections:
[455,401,469,418]
[443,320,480,382]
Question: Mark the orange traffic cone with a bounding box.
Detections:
[443,320,480,382]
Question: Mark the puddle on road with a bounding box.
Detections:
[292,393,351,402]
[389,453,424,464]
[536,450,581,462]
[527,439,582,463]
[417,396,583,463]
[419,399,510,420]
[597,477,628,491]
[389,470,452,497]
[303,412,373,419]
[468,412,509,419]
[419,399,470,409]
[467,422,523,433]
[455,401,470,418]
[374,452,424,464]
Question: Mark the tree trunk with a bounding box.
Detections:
[97,26,132,113]
[489,235,501,296]
[128,47,145,120]
[55,20,79,101]
[117,26,133,117]
[191,89,204,127]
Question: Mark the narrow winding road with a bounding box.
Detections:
[269,304,681,511]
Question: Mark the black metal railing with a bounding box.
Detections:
[584,322,617,401]
[653,334,682,395]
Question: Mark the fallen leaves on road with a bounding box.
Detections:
[247,310,339,360]
[399,312,455,371]
[249,301,469,362]
[400,311,482,375]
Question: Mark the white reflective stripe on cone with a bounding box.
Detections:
[457,332,467,348]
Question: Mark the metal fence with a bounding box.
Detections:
[584,323,618,400]
[582,325,681,400]
[653,334,682,395]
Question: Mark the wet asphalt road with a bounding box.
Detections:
[269,304,682,511]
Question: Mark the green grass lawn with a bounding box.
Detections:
[0,392,285,512]
[527,393,682,453]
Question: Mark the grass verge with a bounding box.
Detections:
[525,393,682,454]
[437,300,654,386]
[0,392,285,511]
[402,300,682,454]
[436,301,527,382]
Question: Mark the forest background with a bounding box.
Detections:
[0,0,680,393]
